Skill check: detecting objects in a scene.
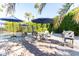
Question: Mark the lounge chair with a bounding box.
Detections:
[62,30,74,48]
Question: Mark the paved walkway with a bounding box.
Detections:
[0,33,79,56]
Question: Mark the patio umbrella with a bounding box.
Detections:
[32,18,53,24]
[0,16,23,22]
[32,18,53,31]
[32,18,53,47]
[0,16,23,37]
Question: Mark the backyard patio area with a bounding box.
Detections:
[0,32,79,56]
[0,3,79,56]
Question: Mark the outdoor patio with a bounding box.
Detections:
[0,3,79,56]
[0,32,79,56]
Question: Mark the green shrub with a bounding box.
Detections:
[4,22,22,32]
[57,11,79,36]
[47,23,53,33]
[26,22,48,33]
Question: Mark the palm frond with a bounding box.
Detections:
[34,3,46,14]
[6,3,16,16]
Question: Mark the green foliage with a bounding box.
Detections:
[26,22,48,33]
[4,22,22,32]
[34,3,46,14]
[47,23,53,33]
[73,7,79,23]
[58,11,75,32]
[53,16,60,32]
[56,10,79,35]
[53,7,79,36]
[4,21,53,33]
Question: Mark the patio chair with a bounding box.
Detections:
[44,31,51,37]
[22,32,27,37]
[38,31,50,42]
[32,31,38,41]
[62,30,75,48]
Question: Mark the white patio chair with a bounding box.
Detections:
[62,30,75,48]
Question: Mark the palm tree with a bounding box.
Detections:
[0,4,5,13]
[2,3,16,33]
[34,3,73,16]
[73,7,79,23]
[5,3,16,16]
[58,3,73,23]
[25,12,34,21]
[34,3,46,14]
[32,15,34,19]
[53,16,60,29]
[58,3,73,15]
[0,4,3,12]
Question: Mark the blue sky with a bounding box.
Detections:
[14,3,64,21]
[0,3,64,27]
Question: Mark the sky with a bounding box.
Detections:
[0,3,64,27]
[14,3,64,21]
[1,3,79,27]
[1,3,79,22]
[0,3,64,23]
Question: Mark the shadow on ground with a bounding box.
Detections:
[38,44,79,56]
[21,39,58,56]
[55,47,79,56]
[1,34,78,56]
[39,39,64,46]
[39,38,73,48]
